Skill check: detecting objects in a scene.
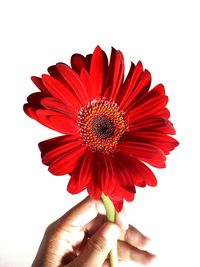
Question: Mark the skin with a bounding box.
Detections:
[31,197,156,267]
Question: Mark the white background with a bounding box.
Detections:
[0,0,199,266]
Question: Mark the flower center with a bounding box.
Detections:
[78,100,127,153]
[92,115,115,139]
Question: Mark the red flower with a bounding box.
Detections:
[24,46,179,211]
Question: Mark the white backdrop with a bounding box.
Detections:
[0,0,199,266]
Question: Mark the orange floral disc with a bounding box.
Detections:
[78,100,127,153]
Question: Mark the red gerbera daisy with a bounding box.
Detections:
[24,46,178,212]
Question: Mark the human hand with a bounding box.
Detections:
[31,197,156,267]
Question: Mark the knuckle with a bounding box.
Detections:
[87,235,107,254]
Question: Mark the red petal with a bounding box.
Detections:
[115,151,157,187]
[101,156,117,196]
[132,83,166,107]
[31,76,49,94]
[71,53,92,74]
[56,63,89,104]
[71,53,86,74]
[118,141,166,168]
[112,201,124,212]
[114,152,145,188]
[39,135,77,156]
[48,114,78,134]
[86,153,104,201]
[115,62,135,103]
[101,156,135,210]
[121,69,152,112]
[87,179,102,200]
[67,150,94,194]
[26,92,46,109]
[23,105,38,120]
[129,117,176,135]
[42,74,81,110]
[41,97,76,118]
[128,84,168,122]
[130,157,157,186]
[42,140,82,166]
[89,46,108,98]
[105,48,124,100]
[48,145,86,176]
[35,109,79,134]
[85,54,92,71]
[109,183,135,212]
[42,139,82,165]
[23,92,46,120]
[79,68,94,101]
[157,107,170,119]
[131,132,179,154]
[119,61,144,108]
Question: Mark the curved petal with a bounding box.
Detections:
[117,152,157,187]
[67,150,94,194]
[110,183,135,212]
[23,105,39,120]
[100,156,135,212]
[70,53,92,73]
[119,61,146,109]
[79,69,93,100]
[129,117,176,135]
[105,47,124,100]
[48,145,86,176]
[130,83,166,108]
[101,156,118,196]
[31,76,49,94]
[71,53,86,74]
[25,92,46,110]
[115,62,135,104]
[39,135,77,156]
[114,152,145,188]
[131,132,179,154]
[23,92,46,120]
[41,97,76,118]
[35,109,79,134]
[86,155,102,200]
[128,85,168,122]
[118,140,166,168]
[42,74,81,110]
[88,46,108,99]
[42,140,83,165]
[157,107,170,119]
[56,63,89,104]
[121,69,152,112]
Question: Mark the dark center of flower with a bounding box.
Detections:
[91,115,115,139]
[78,100,127,153]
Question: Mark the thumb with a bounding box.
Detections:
[68,222,120,267]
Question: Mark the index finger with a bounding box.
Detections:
[58,196,105,227]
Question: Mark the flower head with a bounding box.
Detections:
[24,46,179,211]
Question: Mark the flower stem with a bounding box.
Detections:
[101,193,118,267]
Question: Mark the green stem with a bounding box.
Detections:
[101,193,118,267]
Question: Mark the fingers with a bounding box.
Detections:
[123,224,151,250]
[66,222,120,267]
[53,197,104,229]
[116,206,129,231]
[118,240,156,265]
[84,213,107,236]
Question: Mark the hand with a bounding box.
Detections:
[31,197,156,267]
